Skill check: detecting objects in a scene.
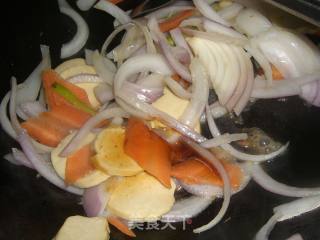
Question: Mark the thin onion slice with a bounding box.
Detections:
[201,133,248,148]
[92,50,115,85]
[251,163,320,197]
[145,6,194,20]
[193,0,230,26]
[170,28,193,58]
[76,0,96,11]
[286,234,304,240]
[255,213,281,240]
[94,0,131,24]
[218,2,243,20]
[181,137,231,233]
[164,76,191,99]
[59,0,89,58]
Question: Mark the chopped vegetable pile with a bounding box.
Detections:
[1,0,320,240]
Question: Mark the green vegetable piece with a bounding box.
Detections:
[52,82,96,115]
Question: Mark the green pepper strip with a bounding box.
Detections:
[52,82,96,115]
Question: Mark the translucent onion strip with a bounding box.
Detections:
[251,164,320,197]
[94,0,131,24]
[201,133,248,148]
[59,0,89,58]
[76,0,96,11]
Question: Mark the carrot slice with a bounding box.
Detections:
[159,9,194,32]
[21,116,69,147]
[124,118,172,188]
[171,158,243,189]
[108,0,124,4]
[107,216,136,237]
[42,69,91,109]
[271,65,284,80]
[65,144,95,184]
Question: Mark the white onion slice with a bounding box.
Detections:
[67,74,103,84]
[218,2,243,20]
[132,20,157,54]
[76,0,96,11]
[201,133,248,148]
[59,1,89,58]
[148,17,192,82]
[94,0,131,24]
[181,137,231,233]
[4,148,34,169]
[251,164,320,197]
[179,58,209,127]
[210,102,227,118]
[92,50,115,85]
[60,108,129,157]
[170,28,193,58]
[83,181,109,217]
[193,0,230,26]
[182,27,247,46]
[122,82,164,103]
[136,73,164,88]
[235,8,272,37]
[203,18,247,40]
[161,196,213,222]
[274,195,320,222]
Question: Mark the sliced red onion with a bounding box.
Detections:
[92,50,115,85]
[181,137,231,233]
[255,212,281,240]
[76,0,96,11]
[145,6,194,20]
[148,18,192,82]
[94,0,131,24]
[203,18,247,40]
[59,0,89,58]
[114,54,173,93]
[170,28,193,58]
[182,28,247,46]
[18,101,46,119]
[10,148,34,169]
[136,73,164,88]
[179,58,209,127]
[60,108,129,157]
[201,133,248,148]
[122,82,164,103]
[132,20,157,54]
[193,0,230,26]
[206,105,289,162]
[83,181,109,217]
[164,76,191,99]
[94,83,114,104]
[251,164,320,197]
[101,23,134,57]
[233,49,254,115]
[161,196,213,222]
[218,2,243,20]
[67,74,103,84]
[235,8,272,37]
[171,46,191,66]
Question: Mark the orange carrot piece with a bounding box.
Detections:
[107,216,136,237]
[271,65,284,80]
[171,158,243,189]
[65,144,95,184]
[49,105,92,129]
[124,118,172,188]
[21,117,68,147]
[42,69,91,109]
[171,74,191,89]
[159,9,194,32]
[108,0,124,4]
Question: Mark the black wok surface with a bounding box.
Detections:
[1,1,320,239]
